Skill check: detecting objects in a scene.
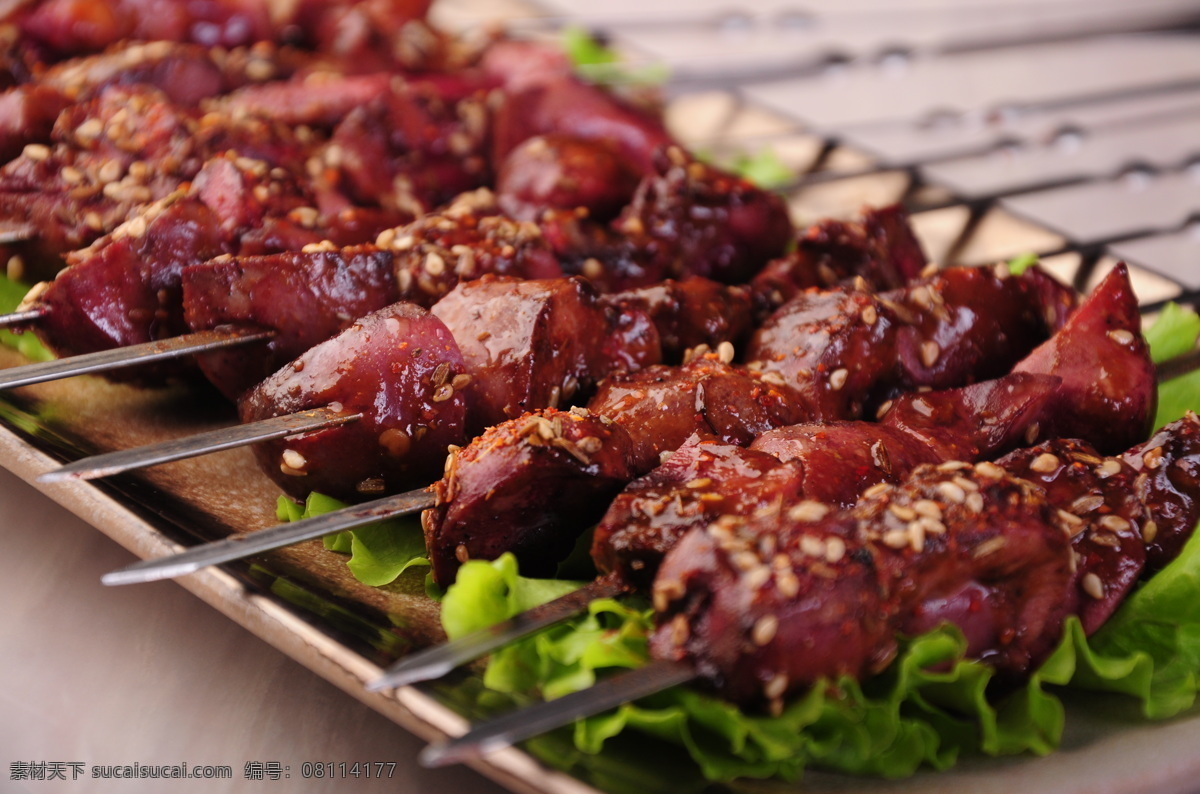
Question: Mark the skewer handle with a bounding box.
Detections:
[0,327,274,390]
[101,487,435,585]
[419,660,696,767]
[367,576,628,691]
[39,407,362,483]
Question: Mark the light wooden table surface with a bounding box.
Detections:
[0,465,511,794]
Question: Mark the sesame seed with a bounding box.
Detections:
[825,536,846,562]
[800,535,826,557]
[777,571,800,597]
[974,461,1006,479]
[965,492,985,514]
[1090,533,1121,548]
[744,566,771,590]
[1143,447,1164,470]
[717,341,736,364]
[908,522,926,552]
[281,449,307,470]
[920,340,941,368]
[1070,495,1105,515]
[888,503,917,521]
[1057,509,1085,536]
[455,544,470,563]
[861,305,878,325]
[936,481,966,504]
[1096,459,1123,479]
[764,672,789,700]
[1081,573,1104,600]
[23,143,50,161]
[732,551,760,571]
[1107,329,1135,345]
[424,251,446,276]
[432,384,455,402]
[1029,453,1060,474]
[910,398,933,417]
[971,536,1008,558]
[98,159,122,183]
[882,530,910,548]
[752,615,778,646]
[788,500,830,522]
[1025,422,1041,445]
[912,500,943,520]
[1099,515,1131,533]
[686,477,713,490]
[1142,520,1158,543]
[863,482,892,499]
[76,118,103,139]
[829,368,849,391]
[875,399,894,419]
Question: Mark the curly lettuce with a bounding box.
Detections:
[276,492,428,586]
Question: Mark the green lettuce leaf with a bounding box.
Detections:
[561,26,669,86]
[0,275,52,361]
[276,492,428,586]
[729,148,794,190]
[1006,252,1039,275]
[1146,302,1200,430]
[439,557,1067,781]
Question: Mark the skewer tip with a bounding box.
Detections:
[101,559,198,586]
[418,737,503,768]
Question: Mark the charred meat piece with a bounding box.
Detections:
[751,422,941,508]
[747,265,1074,420]
[1015,263,1155,454]
[239,302,468,502]
[588,354,811,474]
[999,439,1147,634]
[424,407,636,584]
[1122,413,1200,570]
[601,278,754,364]
[593,436,806,589]
[21,194,228,383]
[750,203,927,316]
[432,275,660,432]
[376,190,562,307]
[182,245,400,399]
[17,152,327,379]
[12,0,431,62]
[488,49,672,175]
[496,133,642,222]
[609,147,793,287]
[650,463,1075,710]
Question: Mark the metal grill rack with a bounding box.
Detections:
[441,0,1200,310]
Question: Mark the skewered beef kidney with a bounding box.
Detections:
[424,406,636,583]
[431,274,660,432]
[649,463,1076,710]
[238,302,468,501]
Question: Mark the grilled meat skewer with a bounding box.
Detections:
[422,412,1200,764]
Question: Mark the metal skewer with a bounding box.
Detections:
[0,307,47,328]
[0,327,274,390]
[367,576,629,692]
[38,407,363,483]
[101,486,435,585]
[419,660,696,767]
[0,222,35,244]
